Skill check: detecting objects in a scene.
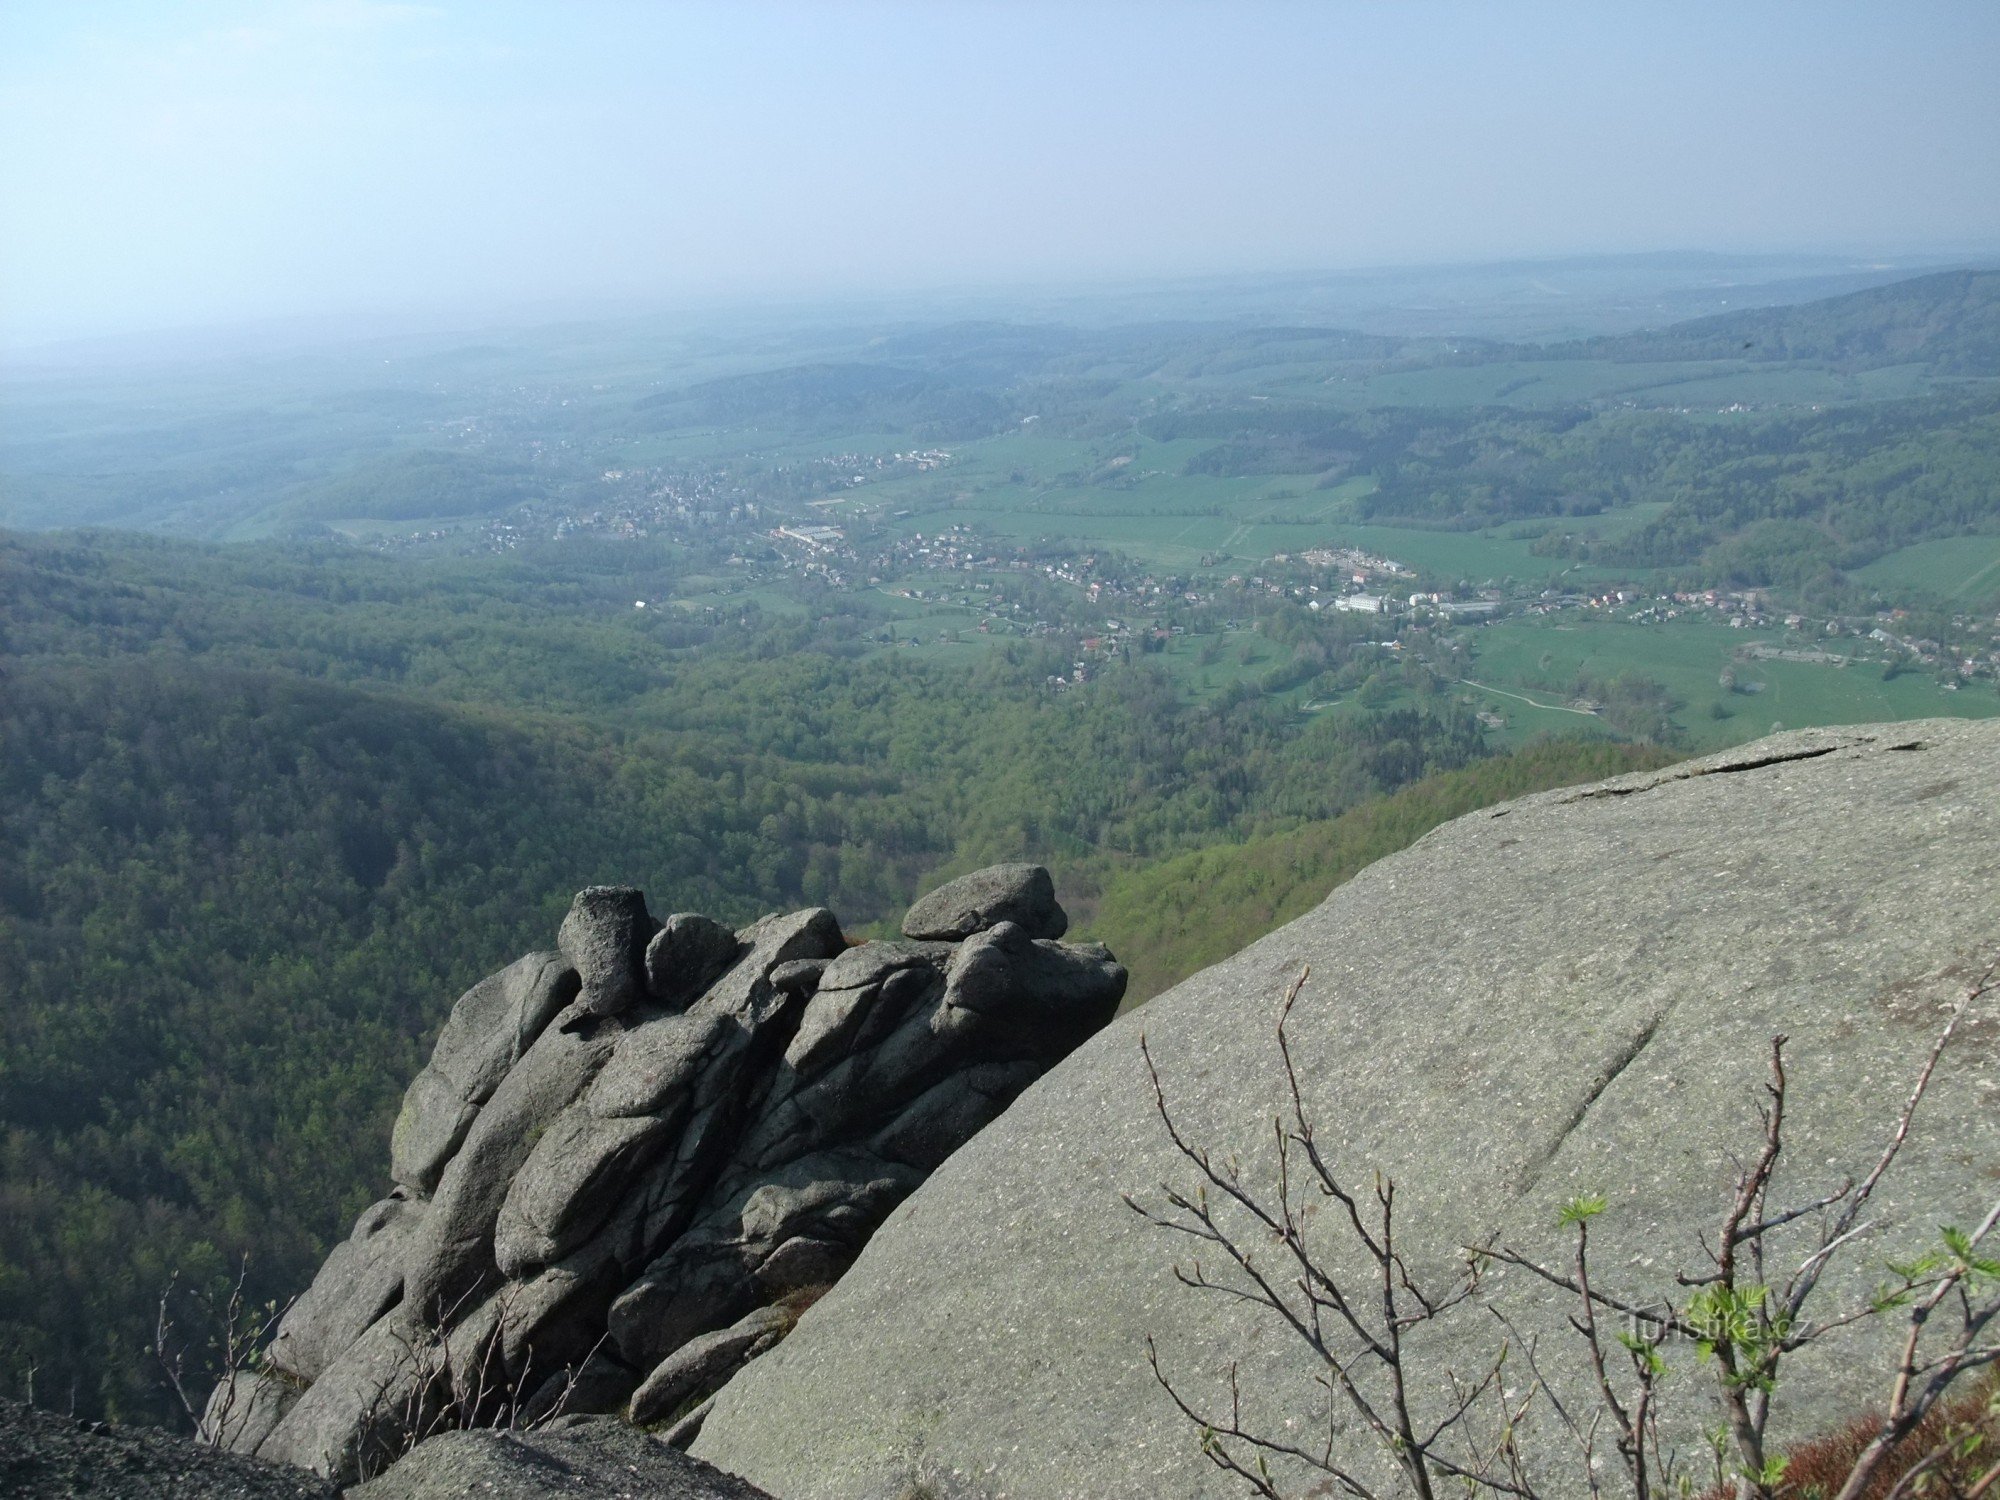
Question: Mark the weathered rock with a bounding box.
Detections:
[868,1059,1042,1171]
[768,956,830,994]
[559,886,657,1019]
[695,722,2000,1499]
[750,1234,851,1296]
[267,1194,426,1382]
[608,1151,923,1371]
[235,872,1123,1484]
[346,1416,773,1500]
[781,945,949,1081]
[628,1305,791,1426]
[939,921,1126,1056]
[901,862,1067,941]
[199,1368,298,1454]
[647,914,743,1010]
[402,1009,621,1322]
[696,908,846,1025]
[391,953,579,1193]
[492,1110,673,1276]
[255,1314,438,1483]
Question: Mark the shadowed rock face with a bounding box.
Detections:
[693,721,2000,1500]
[219,868,1124,1485]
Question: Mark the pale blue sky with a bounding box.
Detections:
[3,1,1997,346]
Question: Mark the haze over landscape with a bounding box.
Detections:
[4,7,2000,1500]
[5,0,2000,350]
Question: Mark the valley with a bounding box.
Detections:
[3,262,1998,1437]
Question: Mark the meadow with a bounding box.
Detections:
[1457,615,1997,751]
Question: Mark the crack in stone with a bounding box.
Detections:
[1513,1009,1666,1195]
[1557,742,1872,802]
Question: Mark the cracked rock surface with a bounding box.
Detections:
[217,868,1123,1486]
[694,721,2000,1500]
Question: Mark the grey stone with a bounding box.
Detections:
[659,1394,717,1450]
[938,922,1126,1057]
[608,1152,922,1372]
[255,1314,438,1484]
[488,1011,745,1278]
[401,1010,620,1323]
[695,721,2000,1499]
[901,862,1067,940]
[257,871,1124,1486]
[782,948,947,1080]
[583,1010,740,1121]
[628,1305,791,1426]
[750,1235,851,1297]
[647,914,743,1010]
[266,1194,425,1383]
[768,956,830,994]
[485,1253,622,1387]
[492,1111,671,1276]
[559,886,658,1019]
[604,1256,758,1376]
[200,1368,298,1455]
[868,1060,1042,1172]
[695,908,846,1025]
[346,1417,774,1500]
[390,952,579,1193]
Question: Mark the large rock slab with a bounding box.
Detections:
[695,721,2000,1498]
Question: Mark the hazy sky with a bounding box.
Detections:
[3,0,1997,347]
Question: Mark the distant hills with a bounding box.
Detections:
[1564,268,2000,373]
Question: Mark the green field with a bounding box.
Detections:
[1460,616,1999,751]
[1852,535,2000,608]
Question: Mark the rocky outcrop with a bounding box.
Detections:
[693,721,2000,1498]
[218,869,1124,1485]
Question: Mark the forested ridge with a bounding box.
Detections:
[1152,388,2000,589]
[1563,267,2000,372]
[0,525,1665,1426]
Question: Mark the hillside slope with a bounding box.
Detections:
[1572,266,2000,372]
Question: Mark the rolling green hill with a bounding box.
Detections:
[1568,267,2000,373]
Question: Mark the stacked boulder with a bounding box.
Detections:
[211,865,1124,1484]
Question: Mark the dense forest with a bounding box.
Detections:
[0,525,1662,1426]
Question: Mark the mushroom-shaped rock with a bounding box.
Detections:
[901,863,1067,941]
[559,886,658,1018]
